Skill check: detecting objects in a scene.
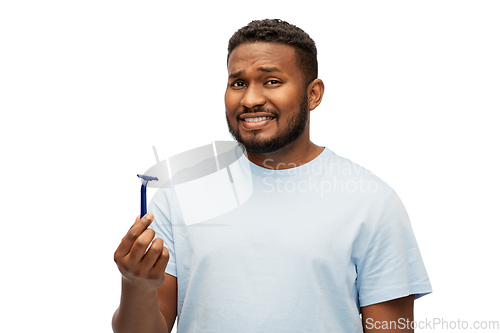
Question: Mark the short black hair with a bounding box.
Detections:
[227,19,318,86]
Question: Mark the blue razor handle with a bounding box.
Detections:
[137,174,158,218]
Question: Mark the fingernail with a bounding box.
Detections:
[146,213,153,221]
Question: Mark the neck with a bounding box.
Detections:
[245,129,324,170]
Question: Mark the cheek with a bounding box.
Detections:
[270,86,302,109]
[224,89,239,112]
[271,96,295,114]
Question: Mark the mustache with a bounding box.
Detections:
[237,107,278,118]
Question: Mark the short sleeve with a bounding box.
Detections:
[356,189,432,307]
[149,189,177,277]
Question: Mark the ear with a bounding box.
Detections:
[307,78,325,111]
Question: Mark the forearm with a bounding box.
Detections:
[112,278,169,333]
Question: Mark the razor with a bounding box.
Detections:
[137,174,158,218]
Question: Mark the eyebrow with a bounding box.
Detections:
[229,70,244,79]
[228,66,283,79]
[257,66,282,73]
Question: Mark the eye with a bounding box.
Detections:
[231,81,246,89]
[265,79,282,86]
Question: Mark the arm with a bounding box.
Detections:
[158,273,178,331]
[112,214,178,333]
[361,295,414,333]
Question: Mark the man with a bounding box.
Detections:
[113,19,432,332]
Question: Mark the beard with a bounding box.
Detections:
[226,94,309,154]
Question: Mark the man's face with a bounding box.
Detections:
[225,42,309,154]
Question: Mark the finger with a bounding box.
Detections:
[128,215,141,230]
[127,228,156,263]
[140,237,164,271]
[114,215,141,259]
[115,214,154,258]
[150,246,170,277]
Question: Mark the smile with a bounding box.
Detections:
[240,116,275,130]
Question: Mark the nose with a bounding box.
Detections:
[240,84,266,109]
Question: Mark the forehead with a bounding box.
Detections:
[227,42,299,75]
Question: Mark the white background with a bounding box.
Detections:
[1,1,499,332]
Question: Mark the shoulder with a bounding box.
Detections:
[320,148,394,200]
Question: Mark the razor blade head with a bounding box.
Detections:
[137,174,159,181]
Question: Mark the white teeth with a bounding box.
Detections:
[244,116,273,122]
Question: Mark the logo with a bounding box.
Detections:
[141,142,253,226]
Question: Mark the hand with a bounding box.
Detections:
[114,213,170,292]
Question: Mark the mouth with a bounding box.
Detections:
[239,113,276,130]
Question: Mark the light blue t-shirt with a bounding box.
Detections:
[149,147,432,332]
